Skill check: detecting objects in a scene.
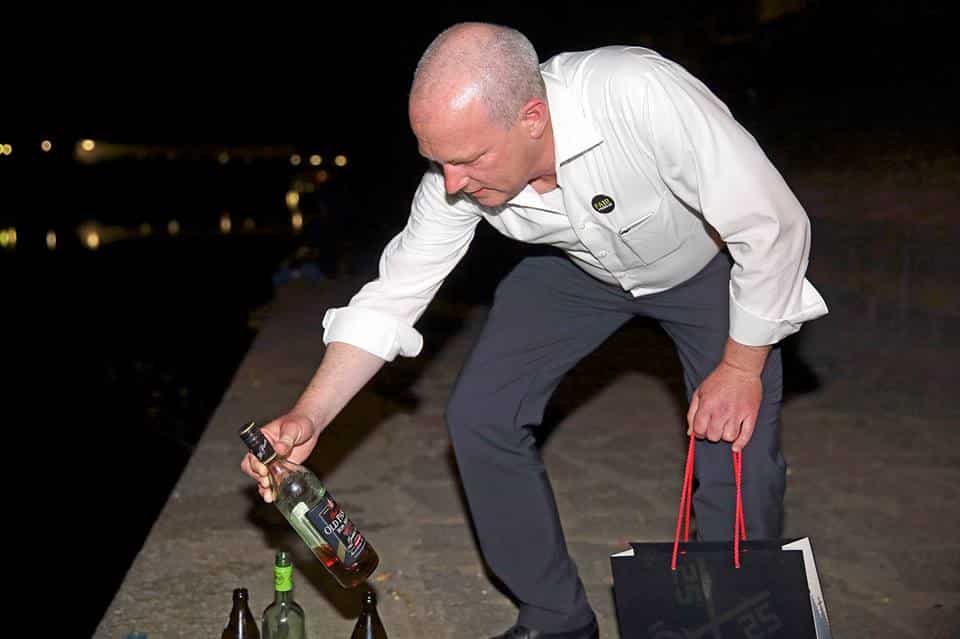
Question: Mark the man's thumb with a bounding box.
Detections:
[275,419,305,457]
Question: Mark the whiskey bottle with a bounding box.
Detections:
[240,421,380,589]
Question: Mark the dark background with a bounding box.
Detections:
[4,2,957,636]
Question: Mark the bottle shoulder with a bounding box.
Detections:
[263,597,305,613]
[273,465,327,508]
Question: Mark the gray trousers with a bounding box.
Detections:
[445,251,786,632]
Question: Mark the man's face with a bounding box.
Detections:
[410,94,535,207]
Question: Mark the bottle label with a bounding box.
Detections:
[291,502,327,550]
[274,564,293,592]
[305,493,367,569]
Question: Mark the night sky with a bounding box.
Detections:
[13,3,956,149]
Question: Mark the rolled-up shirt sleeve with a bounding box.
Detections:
[625,53,827,345]
[322,166,481,360]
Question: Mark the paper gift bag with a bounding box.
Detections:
[611,437,831,638]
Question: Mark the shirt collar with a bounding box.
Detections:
[544,71,604,166]
[506,72,604,209]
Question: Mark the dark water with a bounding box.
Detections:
[5,143,357,635]
[34,235,292,636]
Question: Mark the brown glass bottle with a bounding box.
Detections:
[240,421,380,589]
[350,589,389,639]
[222,588,260,639]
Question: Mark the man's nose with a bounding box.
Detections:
[442,164,469,195]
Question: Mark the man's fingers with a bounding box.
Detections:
[732,415,757,453]
[706,416,729,442]
[722,418,742,444]
[240,454,256,479]
[693,404,714,439]
[241,453,269,480]
[242,453,275,502]
[259,485,275,503]
[686,392,701,436]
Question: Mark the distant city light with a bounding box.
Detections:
[334,155,347,167]
[243,218,255,231]
[286,190,300,209]
[218,152,230,165]
[315,169,329,183]
[309,154,322,166]
[46,230,57,250]
[220,213,232,233]
[168,220,180,235]
[0,228,15,248]
[139,223,153,236]
[41,140,53,152]
[290,154,302,166]
[0,144,12,156]
[85,231,100,250]
[291,212,304,230]
[80,139,96,152]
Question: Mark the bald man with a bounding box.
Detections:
[243,22,827,639]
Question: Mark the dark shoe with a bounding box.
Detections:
[490,618,598,639]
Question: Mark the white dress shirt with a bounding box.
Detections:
[322,46,828,361]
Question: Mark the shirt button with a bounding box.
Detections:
[578,222,587,231]
[596,250,608,258]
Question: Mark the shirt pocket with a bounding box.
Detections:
[616,195,687,265]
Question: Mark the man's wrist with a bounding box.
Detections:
[721,337,771,377]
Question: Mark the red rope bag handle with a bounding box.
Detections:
[671,435,746,569]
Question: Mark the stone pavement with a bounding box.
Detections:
[95,184,959,638]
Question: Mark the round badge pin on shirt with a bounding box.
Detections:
[591,194,615,214]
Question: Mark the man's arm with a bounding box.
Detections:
[296,341,387,433]
[242,167,481,500]
[241,341,386,502]
[612,52,827,449]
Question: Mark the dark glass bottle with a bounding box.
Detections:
[222,588,260,639]
[240,421,380,588]
[350,590,388,639]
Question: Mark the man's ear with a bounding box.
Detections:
[519,98,550,139]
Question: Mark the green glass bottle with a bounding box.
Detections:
[240,421,380,589]
[261,551,306,639]
[350,590,388,639]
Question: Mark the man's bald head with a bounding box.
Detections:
[410,22,546,130]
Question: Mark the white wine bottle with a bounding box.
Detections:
[261,551,306,639]
[240,421,380,589]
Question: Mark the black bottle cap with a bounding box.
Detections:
[239,421,277,464]
[233,588,250,600]
[364,589,377,607]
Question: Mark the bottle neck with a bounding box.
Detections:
[229,597,254,625]
[267,458,294,492]
[274,562,295,602]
